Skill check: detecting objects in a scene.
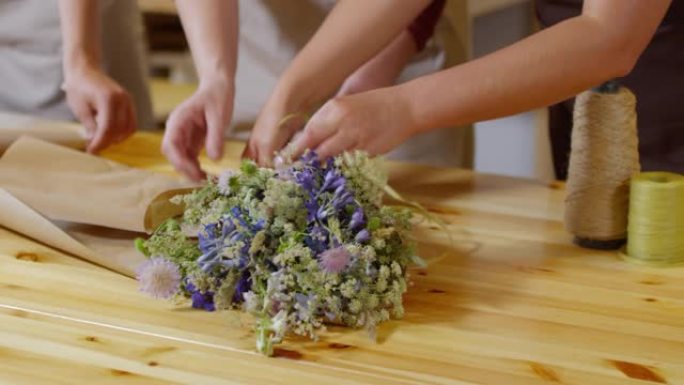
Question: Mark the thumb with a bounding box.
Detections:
[205,108,229,161]
[70,101,97,140]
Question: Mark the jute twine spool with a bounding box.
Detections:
[564,82,640,249]
[624,172,684,266]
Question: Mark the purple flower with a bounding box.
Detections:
[349,208,365,231]
[305,225,328,254]
[232,270,252,304]
[321,170,345,192]
[295,169,316,193]
[186,282,215,312]
[300,151,321,168]
[197,209,264,273]
[136,257,181,299]
[318,246,352,274]
[355,229,370,244]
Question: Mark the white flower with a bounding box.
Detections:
[217,170,235,195]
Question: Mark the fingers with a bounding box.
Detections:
[87,97,115,154]
[70,100,97,141]
[162,107,207,182]
[87,89,135,154]
[257,142,275,168]
[205,107,228,161]
[288,106,339,160]
[163,136,206,181]
[241,139,257,161]
[118,96,137,142]
[315,131,358,160]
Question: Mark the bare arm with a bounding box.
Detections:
[175,0,238,87]
[162,0,238,181]
[336,30,418,96]
[59,0,137,153]
[244,0,432,165]
[275,0,431,109]
[405,0,671,134]
[291,0,672,158]
[59,0,100,70]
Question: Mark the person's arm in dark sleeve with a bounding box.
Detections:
[337,0,446,96]
[408,0,446,51]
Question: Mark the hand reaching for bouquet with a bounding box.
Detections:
[63,64,137,154]
[162,78,235,181]
[245,29,419,166]
[287,89,416,160]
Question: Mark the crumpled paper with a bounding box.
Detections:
[0,137,198,277]
[0,111,86,154]
[0,136,195,233]
[0,189,143,277]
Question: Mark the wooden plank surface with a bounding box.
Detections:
[1,133,683,385]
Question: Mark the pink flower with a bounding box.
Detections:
[319,247,352,274]
[136,257,181,299]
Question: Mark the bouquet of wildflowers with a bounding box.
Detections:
[135,151,417,355]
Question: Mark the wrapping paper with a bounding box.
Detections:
[0,137,199,277]
[0,136,195,233]
[0,111,86,154]
[0,189,143,277]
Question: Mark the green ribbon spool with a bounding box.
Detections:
[624,172,684,266]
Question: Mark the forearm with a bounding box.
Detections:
[176,0,238,85]
[59,0,100,74]
[402,2,669,134]
[274,0,431,110]
[338,30,418,96]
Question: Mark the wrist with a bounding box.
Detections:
[62,52,100,84]
[269,77,318,116]
[198,71,235,91]
[394,83,424,137]
[195,56,236,88]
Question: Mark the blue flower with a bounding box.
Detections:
[186,282,215,312]
[305,225,328,254]
[355,229,370,244]
[197,209,264,273]
[349,208,365,231]
[232,270,252,304]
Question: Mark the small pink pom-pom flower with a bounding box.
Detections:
[136,257,181,299]
[318,247,352,274]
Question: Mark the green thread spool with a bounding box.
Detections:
[624,172,684,266]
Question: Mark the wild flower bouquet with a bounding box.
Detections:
[135,151,418,355]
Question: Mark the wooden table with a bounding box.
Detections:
[1,133,682,385]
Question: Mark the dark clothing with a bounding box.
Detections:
[409,0,446,51]
[536,0,684,179]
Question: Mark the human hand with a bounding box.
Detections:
[162,78,235,181]
[62,64,137,154]
[242,92,309,167]
[288,87,416,160]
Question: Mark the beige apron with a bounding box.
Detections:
[0,0,154,129]
[233,0,472,168]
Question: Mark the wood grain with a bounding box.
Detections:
[1,132,683,385]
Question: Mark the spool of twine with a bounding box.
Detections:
[625,172,684,266]
[564,82,640,249]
